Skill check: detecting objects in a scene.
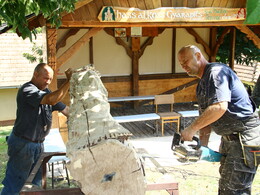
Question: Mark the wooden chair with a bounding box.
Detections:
[154,94,181,136]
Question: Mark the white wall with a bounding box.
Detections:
[57,28,210,77]
[175,28,209,72]
[139,28,172,74]
[0,88,18,121]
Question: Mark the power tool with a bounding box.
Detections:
[171,132,202,161]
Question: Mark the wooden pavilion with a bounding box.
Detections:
[25,0,260,127]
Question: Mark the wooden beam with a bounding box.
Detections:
[172,28,176,74]
[59,20,246,28]
[89,37,94,64]
[139,37,154,57]
[132,37,140,97]
[46,28,58,71]
[185,28,211,56]
[213,27,231,57]
[75,0,93,10]
[56,29,80,51]
[236,25,260,49]
[209,27,217,62]
[229,27,236,69]
[57,27,103,69]
[104,28,133,57]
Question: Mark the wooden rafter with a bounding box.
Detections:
[56,29,80,51]
[57,27,103,69]
[236,25,260,49]
[75,0,93,10]
[212,27,231,56]
[185,28,211,56]
[139,37,154,57]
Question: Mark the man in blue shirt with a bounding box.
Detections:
[178,45,260,194]
[1,63,72,194]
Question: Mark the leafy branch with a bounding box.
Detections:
[0,0,77,40]
[23,42,43,63]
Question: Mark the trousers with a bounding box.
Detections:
[1,132,43,195]
[218,137,258,195]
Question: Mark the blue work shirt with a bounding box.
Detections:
[197,63,256,134]
[13,81,66,142]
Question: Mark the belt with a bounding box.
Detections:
[222,133,240,141]
[14,132,44,143]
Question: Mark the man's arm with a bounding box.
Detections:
[181,101,228,141]
[41,69,73,105]
[60,106,69,117]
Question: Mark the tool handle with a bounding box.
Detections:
[192,136,201,150]
[171,132,201,150]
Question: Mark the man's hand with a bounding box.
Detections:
[181,126,197,141]
[65,68,73,80]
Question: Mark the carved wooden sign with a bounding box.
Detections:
[98,7,246,23]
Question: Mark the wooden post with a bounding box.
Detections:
[229,27,236,70]
[209,27,217,62]
[89,37,94,64]
[131,37,140,96]
[46,28,59,128]
[132,37,140,109]
[172,28,176,74]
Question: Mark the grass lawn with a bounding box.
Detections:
[0,126,12,190]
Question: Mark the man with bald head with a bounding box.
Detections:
[178,45,260,194]
[1,63,72,194]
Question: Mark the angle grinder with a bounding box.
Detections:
[171,132,202,161]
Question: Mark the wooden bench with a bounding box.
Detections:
[177,110,199,129]
[108,95,155,102]
[113,113,160,135]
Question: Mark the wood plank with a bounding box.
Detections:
[102,0,113,6]
[196,0,206,7]
[75,0,93,10]
[174,0,183,7]
[182,0,188,7]
[70,8,84,21]
[56,29,80,51]
[87,2,99,20]
[132,37,140,97]
[203,0,213,7]
[172,28,176,74]
[209,27,217,62]
[226,0,234,8]
[60,20,245,28]
[120,0,130,7]
[57,27,103,68]
[94,0,104,11]
[229,27,236,70]
[185,28,211,56]
[161,0,172,7]
[219,0,228,7]
[111,0,121,6]
[128,0,138,7]
[135,0,147,10]
[236,26,260,49]
[81,5,92,20]
[144,0,154,9]
[212,0,221,7]
[187,0,197,8]
[152,0,161,8]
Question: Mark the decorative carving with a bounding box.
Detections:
[46,28,57,71]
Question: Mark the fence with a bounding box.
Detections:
[234,62,260,83]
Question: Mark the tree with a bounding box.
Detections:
[217,28,260,107]
[0,0,77,40]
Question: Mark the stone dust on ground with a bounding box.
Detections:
[145,161,260,195]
